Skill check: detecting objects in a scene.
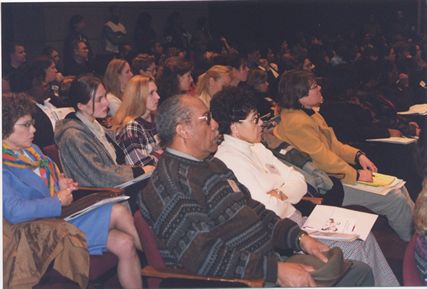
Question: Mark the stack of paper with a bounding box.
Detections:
[64,195,130,221]
[397,103,427,115]
[358,173,395,187]
[302,205,378,241]
[114,171,152,189]
[344,174,406,196]
[365,137,418,145]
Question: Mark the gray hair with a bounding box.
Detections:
[155,94,193,147]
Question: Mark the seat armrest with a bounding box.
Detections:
[302,196,323,205]
[141,265,265,288]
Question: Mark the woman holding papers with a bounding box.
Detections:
[3,93,144,289]
[113,74,162,166]
[211,86,399,286]
[55,74,154,188]
[272,69,414,241]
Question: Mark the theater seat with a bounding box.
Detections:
[403,234,423,286]
[133,209,264,288]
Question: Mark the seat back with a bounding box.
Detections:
[403,234,423,286]
[134,210,166,288]
[42,144,62,172]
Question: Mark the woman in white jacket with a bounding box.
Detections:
[211,86,399,286]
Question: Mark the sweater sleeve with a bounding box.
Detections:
[58,127,135,187]
[3,170,61,224]
[274,112,358,184]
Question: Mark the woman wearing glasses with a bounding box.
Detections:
[3,93,143,289]
[272,69,414,242]
[210,86,399,286]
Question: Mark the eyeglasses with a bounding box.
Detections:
[198,112,212,125]
[238,113,261,125]
[15,119,35,128]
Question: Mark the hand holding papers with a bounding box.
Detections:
[302,205,378,241]
[358,172,395,187]
[344,173,405,196]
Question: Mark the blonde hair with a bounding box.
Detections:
[196,65,231,107]
[112,74,154,130]
[415,178,427,235]
[103,58,129,99]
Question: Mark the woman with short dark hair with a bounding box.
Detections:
[273,69,414,242]
[210,86,399,286]
[3,93,143,289]
[157,56,193,103]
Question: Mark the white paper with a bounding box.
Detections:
[344,178,406,196]
[365,137,418,145]
[302,205,378,241]
[114,171,152,189]
[397,104,427,115]
[64,195,129,221]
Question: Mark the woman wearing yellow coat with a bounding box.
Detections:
[273,69,414,241]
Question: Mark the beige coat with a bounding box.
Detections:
[3,218,89,289]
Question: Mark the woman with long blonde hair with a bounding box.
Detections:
[195,65,231,108]
[104,58,133,116]
[113,74,162,166]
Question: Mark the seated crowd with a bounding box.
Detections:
[2,10,427,289]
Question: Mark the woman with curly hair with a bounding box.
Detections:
[3,93,143,289]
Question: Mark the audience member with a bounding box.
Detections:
[195,64,231,108]
[272,69,415,241]
[131,53,157,78]
[247,68,276,117]
[63,15,93,71]
[2,41,27,82]
[157,56,193,103]
[63,39,92,76]
[102,5,128,56]
[113,74,162,166]
[211,86,399,286]
[138,93,374,287]
[103,58,133,117]
[2,93,143,289]
[54,74,153,188]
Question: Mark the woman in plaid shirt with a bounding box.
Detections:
[112,74,162,166]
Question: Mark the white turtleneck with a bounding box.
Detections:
[215,134,307,219]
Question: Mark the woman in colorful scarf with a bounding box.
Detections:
[2,93,143,289]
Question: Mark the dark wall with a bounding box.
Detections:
[1,0,421,60]
[2,1,209,59]
[208,0,420,49]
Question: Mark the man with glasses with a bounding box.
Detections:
[137,94,374,287]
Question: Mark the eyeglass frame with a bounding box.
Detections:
[15,119,36,128]
[198,111,212,125]
[238,112,261,125]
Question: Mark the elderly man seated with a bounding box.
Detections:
[137,94,374,287]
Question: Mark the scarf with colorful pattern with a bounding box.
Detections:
[2,143,60,196]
